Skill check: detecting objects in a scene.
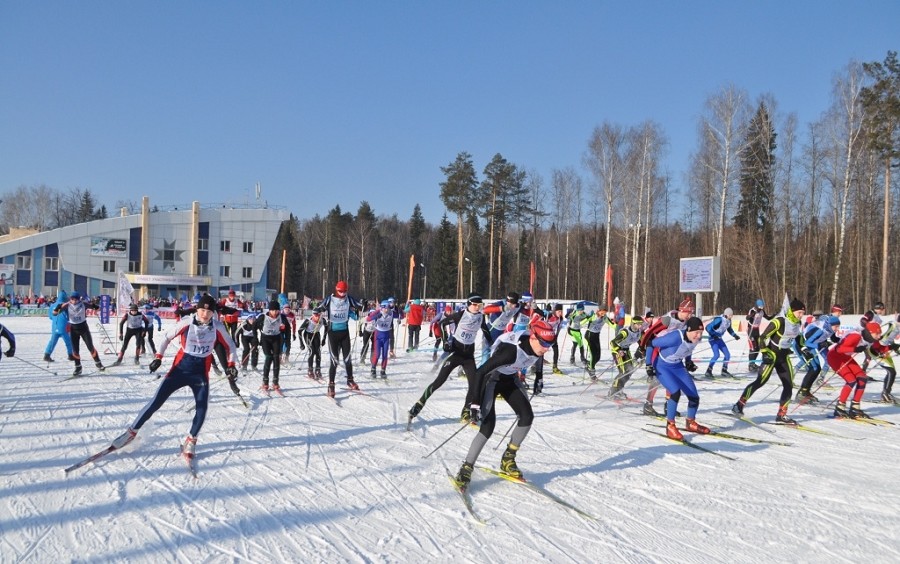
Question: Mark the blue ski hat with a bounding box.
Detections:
[58,290,68,301]
[756,299,765,308]
[380,300,390,308]
[69,291,80,300]
[828,316,841,326]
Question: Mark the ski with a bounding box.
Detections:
[640,428,737,460]
[828,414,895,426]
[180,445,199,479]
[64,445,119,474]
[447,474,486,525]
[271,387,285,398]
[715,411,778,434]
[763,420,845,436]
[648,424,792,446]
[477,466,598,520]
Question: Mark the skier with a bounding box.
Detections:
[142,304,163,355]
[874,313,900,404]
[546,304,565,375]
[298,311,325,379]
[315,280,364,398]
[280,304,297,363]
[429,304,452,363]
[368,300,394,377]
[254,301,291,393]
[652,316,711,440]
[408,293,493,424]
[745,299,771,371]
[451,320,557,488]
[113,303,148,366]
[53,292,105,376]
[703,307,741,378]
[731,298,806,424]
[566,302,589,365]
[607,315,645,398]
[405,298,425,352]
[238,315,260,371]
[220,290,242,345]
[110,294,239,460]
[481,292,523,365]
[637,299,696,416]
[0,321,15,361]
[794,314,841,404]
[583,306,615,379]
[827,321,890,419]
[44,291,74,362]
[359,301,376,361]
[858,301,887,373]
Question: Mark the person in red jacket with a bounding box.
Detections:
[405,299,425,352]
[827,322,889,419]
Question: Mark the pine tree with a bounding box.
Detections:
[733,102,777,234]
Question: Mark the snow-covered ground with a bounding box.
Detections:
[1,315,898,563]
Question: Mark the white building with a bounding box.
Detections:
[0,197,289,302]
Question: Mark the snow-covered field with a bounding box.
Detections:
[1,315,898,563]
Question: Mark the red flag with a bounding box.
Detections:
[605,265,614,309]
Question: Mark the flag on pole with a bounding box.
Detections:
[778,292,790,317]
[117,270,135,312]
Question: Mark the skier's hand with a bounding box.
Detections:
[684,359,698,373]
[228,376,240,395]
[225,365,238,379]
[633,347,645,361]
[469,404,482,424]
[4,347,14,358]
[646,365,657,379]
[533,377,544,395]
[292,333,296,341]
[443,339,452,353]
[149,356,162,373]
[119,334,123,340]
[854,345,867,354]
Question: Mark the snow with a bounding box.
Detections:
[1,315,899,563]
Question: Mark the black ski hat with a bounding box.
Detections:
[507,291,520,303]
[685,317,703,332]
[197,294,217,311]
[268,300,280,311]
[467,293,483,305]
[789,298,806,312]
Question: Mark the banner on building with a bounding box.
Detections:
[90,237,127,258]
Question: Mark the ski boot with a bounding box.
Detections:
[112,427,137,449]
[134,356,140,365]
[882,391,897,405]
[642,402,660,417]
[748,363,758,372]
[408,401,424,420]
[665,420,683,440]
[380,369,387,378]
[775,406,796,425]
[43,353,54,363]
[704,368,714,380]
[848,402,871,419]
[500,443,523,479]
[608,390,627,400]
[731,401,745,416]
[111,355,124,367]
[685,418,710,434]
[259,384,269,393]
[347,379,360,391]
[370,366,377,378]
[315,369,322,380]
[552,365,563,375]
[795,388,819,405]
[73,365,83,377]
[721,367,734,378]
[460,406,471,423]
[453,462,473,489]
[271,385,283,396]
[95,360,105,371]
[181,435,197,459]
[327,381,336,398]
[833,403,849,418]
[587,367,597,381]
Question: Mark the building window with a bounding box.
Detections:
[16,256,31,270]
[220,240,231,252]
[103,260,116,273]
[196,264,208,276]
[243,241,253,253]
[45,257,59,271]
[128,260,139,273]
[198,238,208,251]
[242,267,253,279]
[220,265,230,277]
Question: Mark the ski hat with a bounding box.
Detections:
[129,303,139,311]
[197,294,217,311]
[228,289,236,296]
[631,315,643,325]
[530,320,557,346]
[466,293,483,305]
[335,281,348,296]
[644,309,655,319]
[756,299,765,308]
[677,298,694,313]
[828,316,841,326]
[445,304,452,312]
[865,321,882,340]
[874,301,886,310]
[789,298,806,312]
[507,292,520,304]
[268,300,280,311]
[69,292,80,300]
[58,291,68,301]
[685,317,704,332]
[553,303,563,312]
[575,302,585,310]
[414,298,421,305]
[723,307,733,317]
[831,304,844,314]
[521,291,533,302]
[380,300,390,308]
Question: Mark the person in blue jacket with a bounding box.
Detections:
[44,291,74,362]
[651,316,711,440]
[142,304,163,355]
[703,307,741,378]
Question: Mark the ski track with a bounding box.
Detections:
[2,317,900,561]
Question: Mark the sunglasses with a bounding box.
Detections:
[535,336,554,348]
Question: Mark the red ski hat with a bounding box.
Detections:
[530,320,557,346]
[678,299,694,313]
[866,322,882,338]
[335,280,348,296]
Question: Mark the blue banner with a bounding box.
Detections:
[99,294,111,324]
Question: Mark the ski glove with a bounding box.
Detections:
[228,374,240,394]
[633,347,645,361]
[469,404,482,424]
[646,365,657,379]
[533,377,544,395]
[854,345,867,354]
[684,359,698,372]
[443,339,453,353]
[225,365,239,379]
[149,357,162,373]
[4,347,14,357]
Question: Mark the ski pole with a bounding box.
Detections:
[13,355,59,376]
[493,392,535,450]
[423,421,471,459]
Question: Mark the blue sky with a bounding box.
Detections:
[1,1,897,224]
